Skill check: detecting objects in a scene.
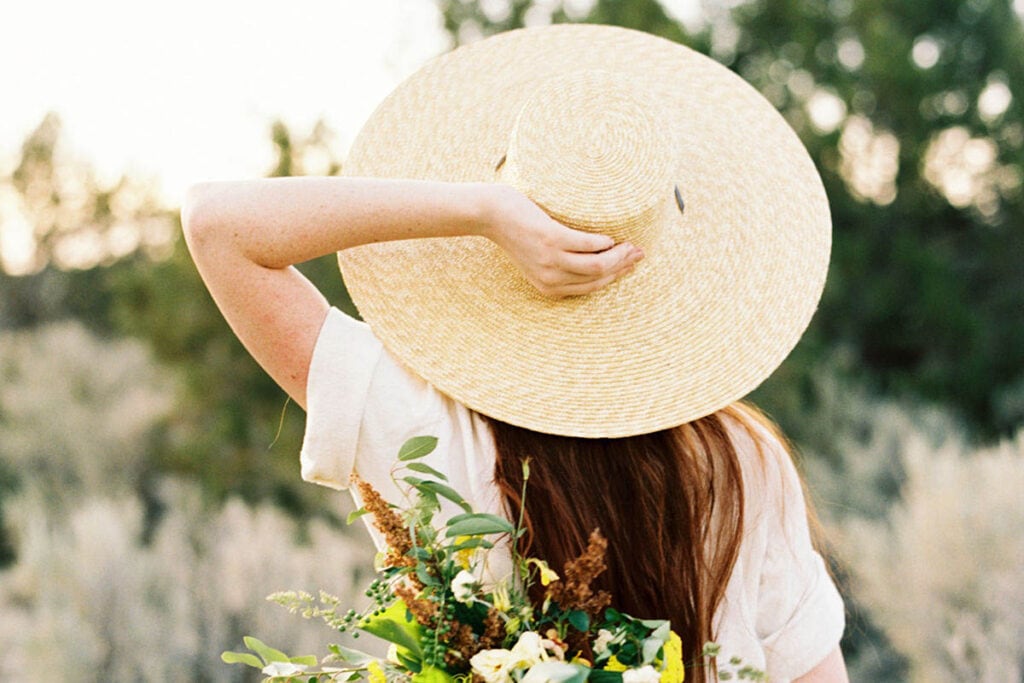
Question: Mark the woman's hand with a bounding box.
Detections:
[482,184,644,298]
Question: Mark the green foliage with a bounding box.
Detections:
[398,436,440,461]
[443,513,515,537]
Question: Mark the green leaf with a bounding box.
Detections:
[450,537,494,551]
[444,512,484,526]
[243,636,290,664]
[346,507,370,525]
[416,489,440,514]
[411,664,457,682]
[405,462,449,480]
[221,651,264,669]
[329,645,376,666]
[403,477,471,513]
[289,654,319,666]
[395,646,422,673]
[408,546,431,560]
[445,514,515,537]
[359,600,424,657]
[416,564,440,587]
[398,436,438,461]
[418,481,472,512]
[641,635,664,664]
[588,670,623,683]
[567,610,590,632]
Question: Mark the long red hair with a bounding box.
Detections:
[484,401,813,682]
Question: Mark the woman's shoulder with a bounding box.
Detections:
[718,403,801,496]
[302,307,495,496]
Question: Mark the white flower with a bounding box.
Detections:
[261,662,308,677]
[451,569,478,604]
[521,661,582,683]
[470,648,514,683]
[510,631,550,669]
[622,665,661,683]
[592,628,615,655]
[540,635,566,662]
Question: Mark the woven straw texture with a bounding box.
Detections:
[339,24,831,438]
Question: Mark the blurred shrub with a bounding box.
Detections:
[0,316,374,682]
[768,358,1022,681]
[838,429,1024,683]
[790,353,963,523]
[0,321,174,508]
[0,480,372,682]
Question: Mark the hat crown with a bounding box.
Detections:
[499,69,675,246]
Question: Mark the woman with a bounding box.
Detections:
[183,24,847,682]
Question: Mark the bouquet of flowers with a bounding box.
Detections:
[223,437,764,682]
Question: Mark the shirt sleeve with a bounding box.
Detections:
[299,307,384,490]
[299,306,452,489]
[752,427,846,680]
[299,307,501,556]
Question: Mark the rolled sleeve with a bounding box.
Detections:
[299,308,383,490]
[760,548,845,679]
[755,434,846,680]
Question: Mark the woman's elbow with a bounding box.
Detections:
[180,181,230,257]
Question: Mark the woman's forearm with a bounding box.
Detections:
[182,176,494,268]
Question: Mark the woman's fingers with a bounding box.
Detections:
[531,243,644,297]
[555,266,636,297]
[553,224,616,253]
[558,242,643,277]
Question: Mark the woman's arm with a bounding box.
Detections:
[181,177,642,409]
[794,646,849,682]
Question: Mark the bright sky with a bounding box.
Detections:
[0,0,712,210]
[0,0,449,206]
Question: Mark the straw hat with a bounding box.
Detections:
[339,23,831,438]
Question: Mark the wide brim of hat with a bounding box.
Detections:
[339,24,831,438]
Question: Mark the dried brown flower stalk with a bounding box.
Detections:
[479,607,504,649]
[394,583,437,626]
[547,529,612,620]
[443,621,478,668]
[351,474,415,570]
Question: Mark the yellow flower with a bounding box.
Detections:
[527,558,560,586]
[454,535,475,570]
[604,655,628,672]
[367,660,387,683]
[661,631,685,683]
[492,582,512,612]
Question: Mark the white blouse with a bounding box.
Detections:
[300,308,845,681]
